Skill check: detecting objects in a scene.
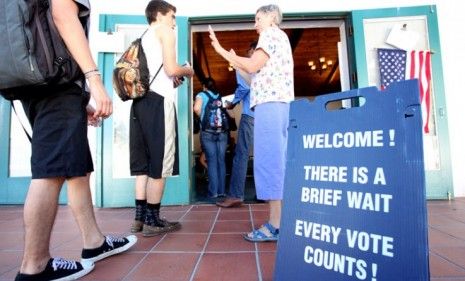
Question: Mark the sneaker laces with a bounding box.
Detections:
[105,235,126,248]
[52,258,78,271]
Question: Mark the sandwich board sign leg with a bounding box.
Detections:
[274,79,429,281]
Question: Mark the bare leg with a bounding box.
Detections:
[268,200,281,229]
[135,175,148,200]
[146,178,165,204]
[67,174,104,249]
[20,177,64,274]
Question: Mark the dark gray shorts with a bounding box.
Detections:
[20,84,93,179]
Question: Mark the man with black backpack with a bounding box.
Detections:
[12,1,136,280]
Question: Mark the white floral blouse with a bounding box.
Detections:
[250,26,294,108]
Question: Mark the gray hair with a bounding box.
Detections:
[256,4,282,25]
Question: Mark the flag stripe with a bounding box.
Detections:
[378,48,432,133]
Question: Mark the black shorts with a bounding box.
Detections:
[20,84,93,179]
[130,91,179,179]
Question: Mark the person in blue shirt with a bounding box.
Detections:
[217,42,257,208]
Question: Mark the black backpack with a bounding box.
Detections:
[112,30,163,102]
[0,0,83,100]
[201,91,230,133]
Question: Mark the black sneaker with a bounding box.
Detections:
[81,235,137,264]
[15,257,94,281]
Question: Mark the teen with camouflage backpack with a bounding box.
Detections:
[9,1,137,280]
[129,0,194,237]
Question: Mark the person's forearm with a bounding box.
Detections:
[216,47,254,74]
[51,0,96,73]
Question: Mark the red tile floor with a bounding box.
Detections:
[1,198,465,280]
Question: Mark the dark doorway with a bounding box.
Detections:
[191,21,346,203]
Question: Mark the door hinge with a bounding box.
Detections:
[348,25,353,36]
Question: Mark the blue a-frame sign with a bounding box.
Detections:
[275,80,429,281]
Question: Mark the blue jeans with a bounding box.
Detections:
[200,131,228,197]
[228,115,254,199]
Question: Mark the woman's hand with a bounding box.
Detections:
[208,25,223,53]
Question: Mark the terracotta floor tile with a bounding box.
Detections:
[81,252,145,281]
[176,220,214,234]
[257,240,278,252]
[205,233,255,252]
[0,232,24,251]
[192,252,257,281]
[0,218,23,232]
[429,214,465,227]
[218,210,250,221]
[131,233,164,251]
[161,205,192,212]
[0,251,22,276]
[429,228,465,248]
[212,220,252,233]
[182,210,217,221]
[126,253,198,281]
[0,268,19,281]
[160,210,188,222]
[429,252,465,278]
[433,246,465,269]
[250,203,269,211]
[154,233,208,252]
[259,251,277,281]
[189,204,219,212]
[252,210,270,223]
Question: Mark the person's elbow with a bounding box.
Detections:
[242,60,265,74]
[163,64,180,77]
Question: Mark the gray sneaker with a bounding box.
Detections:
[130,220,144,233]
[142,219,181,237]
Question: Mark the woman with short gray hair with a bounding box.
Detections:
[209,4,294,242]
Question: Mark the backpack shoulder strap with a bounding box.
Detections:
[203,90,217,100]
[149,64,163,86]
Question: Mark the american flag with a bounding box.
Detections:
[378,48,432,133]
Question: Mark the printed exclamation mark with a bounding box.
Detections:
[389,129,395,146]
[372,263,378,281]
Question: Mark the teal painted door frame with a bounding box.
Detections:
[96,14,192,207]
[351,5,453,199]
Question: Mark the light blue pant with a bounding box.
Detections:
[254,102,290,200]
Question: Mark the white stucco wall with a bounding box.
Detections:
[89,0,465,197]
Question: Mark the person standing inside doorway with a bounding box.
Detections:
[217,41,257,208]
[14,0,137,280]
[129,0,195,237]
[194,78,229,200]
[209,4,294,242]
